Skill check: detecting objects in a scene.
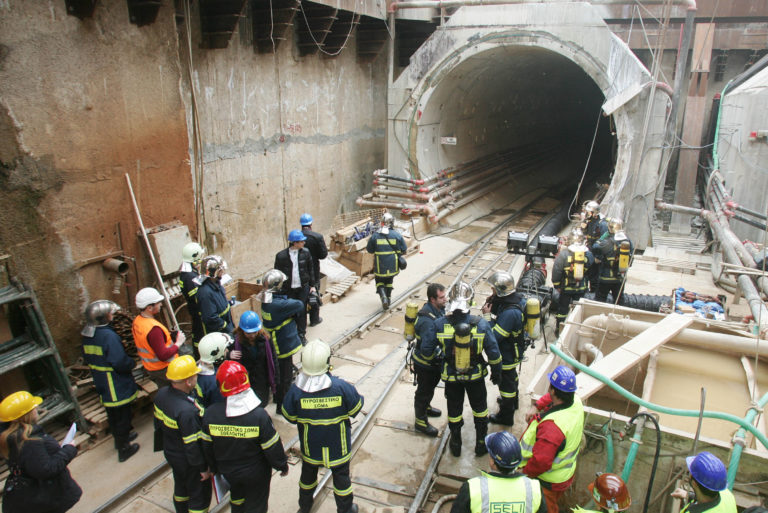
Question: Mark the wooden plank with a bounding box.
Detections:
[576,314,695,399]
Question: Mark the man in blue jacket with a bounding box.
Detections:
[282,340,364,513]
[366,212,407,309]
[261,269,305,412]
[411,282,446,437]
[196,255,235,335]
[81,300,140,462]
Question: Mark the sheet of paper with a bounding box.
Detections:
[62,422,77,446]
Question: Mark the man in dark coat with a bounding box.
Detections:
[179,241,206,358]
[81,300,140,462]
[274,230,316,342]
[300,213,328,326]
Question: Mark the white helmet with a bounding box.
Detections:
[584,201,600,216]
[447,282,474,313]
[302,339,331,376]
[135,287,164,309]
[487,271,515,297]
[198,332,234,365]
[182,242,205,263]
[381,212,394,228]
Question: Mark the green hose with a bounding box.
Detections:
[549,343,768,487]
[602,422,615,473]
[621,439,639,482]
[727,390,768,489]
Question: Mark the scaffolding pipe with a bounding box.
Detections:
[656,200,768,329]
[389,0,695,12]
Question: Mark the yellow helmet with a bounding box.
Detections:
[0,391,43,422]
[166,355,201,381]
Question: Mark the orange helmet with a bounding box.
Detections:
[588,473,631,511]
[216,360,250,397]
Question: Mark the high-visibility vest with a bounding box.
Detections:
[132,315,174,371]
[468,471,542,513]
[680,490,737,513]
[520,395,584,484]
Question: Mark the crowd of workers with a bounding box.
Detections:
[0,206,748,513]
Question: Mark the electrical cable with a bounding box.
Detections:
[627,412,661,513]
[567,107,604,217]
[299,0,357,57]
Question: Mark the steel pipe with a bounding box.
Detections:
[389,0,695,12]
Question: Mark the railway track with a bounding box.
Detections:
[97,190,566,513]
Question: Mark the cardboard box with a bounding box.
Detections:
[225,280,264,328]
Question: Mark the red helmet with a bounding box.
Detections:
[216,361,250,397]
[588,473,631,511]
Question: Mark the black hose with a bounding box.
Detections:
[628,412,661,513]
[618,294,671,312]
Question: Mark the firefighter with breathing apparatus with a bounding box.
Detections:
[551,228,594,336]
[592,219,633,305]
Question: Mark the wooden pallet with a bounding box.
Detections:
[323,275,360,303]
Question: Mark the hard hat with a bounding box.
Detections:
[301,339,331,376]
[686,451,727,491]
[0,391,43,422]
[288,229,307,243]
[166,355,201,381]
[608,218,623,234]
[84,300,120,326]
[300,213,314,226]
[447,282,474,313]
[584,201,600,215]
[198,332,233,365]
[614,230,628,242]
[588,473,631,511]
[182,242,205,263]
[485,431,522,470]
[201,255,227,277]
[135,287,165,309]
[570,227,585,246]
[263,269,287,292]
[548,365,577,393]
[381,212,395,228]
[239,311,262,333]
[487,271,515,297]
[216,360,251,397]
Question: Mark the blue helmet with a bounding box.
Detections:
[239,311,262,333]
[548,365,577,392]
[300,213,313,226]
[288,229,307,242]
[686,452,727,491]
[485,431,522,470]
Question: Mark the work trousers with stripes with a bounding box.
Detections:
[299,461,354,513]
[445,379,488,440]
[225,466,273,513]
[170,461,212,513]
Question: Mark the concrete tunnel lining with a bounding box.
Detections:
[388,3,670,246]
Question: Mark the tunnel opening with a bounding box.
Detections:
[417,45,616,198]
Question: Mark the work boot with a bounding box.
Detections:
[415,418,438,437]
[309,317,323,327]
[378,287,389,309]
[346,505,359,513]
[118,442,140,462]
[475,439,488,456]
[489,412,514,426]
[426,405,441,417]
[449,431,462,457]
[128,431,138,442]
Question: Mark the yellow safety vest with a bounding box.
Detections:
[468,471,542,513]
[520,395,584,484]
[681,490,737,513]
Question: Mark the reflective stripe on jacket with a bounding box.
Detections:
[262,295,304,358]
[520,395,584,484]
[366,230,407,277]
[468,471,542,513]
[132,315,173,371]
[82,326,138,408]
[433,315,501,382]
[412,302,444,369]
[281,375,364,468]
[153,386,207,469]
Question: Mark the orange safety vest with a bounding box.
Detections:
[132,315,174,371]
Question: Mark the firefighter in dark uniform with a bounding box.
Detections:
[275,229,317,342]
[410,282,447,437]
[482,271,528,426]
[581,201,608,293]
[592,219,634,305]
[552,228,594,336]
[196,255,234,335]
[154,355,212,513]
[366,212,407,309]
[260,269,304,411]
[179,242,206,358]
[421,282,502,457]
[450,431,546,513]
[300,213,328,326]
[282,340,364,513]
[202,360,289,513]
[195,332,233,408]
[81,300,140,462]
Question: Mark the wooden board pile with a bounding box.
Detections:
[329,218,420,277]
